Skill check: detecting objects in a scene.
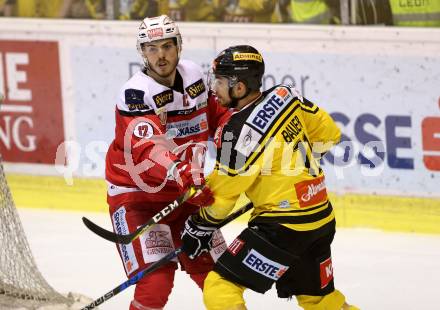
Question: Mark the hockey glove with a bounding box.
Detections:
[186,186,214,208]
[181,215,217,259]
[167,160,205,193]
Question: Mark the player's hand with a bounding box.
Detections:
[168,160,205,193]
[181,215,216,259]
[186,186,214,208]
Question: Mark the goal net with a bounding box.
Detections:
[0,159,79,309]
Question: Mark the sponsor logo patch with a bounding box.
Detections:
[139,224,176,263]
[319,257,333,289]
[127,103,151,111]
[166,113,208,138]
[125,88,145,105]
[294,176,327,208]
[234,124,262,157]
[185,79,206,99]
[248,91,288,132]
[242,249,288,281]
[147,28,164,39]
[153,89,173,108]
[233,52,263,62]
[112,207,139,274]
[227,238,245,256]
[210,230,227,261]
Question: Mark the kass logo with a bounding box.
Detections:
[166,113,208,138]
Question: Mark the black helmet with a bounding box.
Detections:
[212,45,265,92]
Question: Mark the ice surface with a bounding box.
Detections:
[17,208,440,310]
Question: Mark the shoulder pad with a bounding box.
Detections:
[282,84,303,102]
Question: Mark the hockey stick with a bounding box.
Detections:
[81,202,253,310]
[82,186,199,244]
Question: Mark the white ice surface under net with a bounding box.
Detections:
[18,208,440,310]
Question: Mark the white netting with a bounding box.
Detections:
[0,158,90,309]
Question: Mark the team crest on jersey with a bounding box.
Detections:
[133,121,154,139]
[153,90,174,108]
[185,79,206,99]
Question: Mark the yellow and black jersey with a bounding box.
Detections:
[201,84,341,232]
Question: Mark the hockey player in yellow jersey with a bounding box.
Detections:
[181,45,359,310]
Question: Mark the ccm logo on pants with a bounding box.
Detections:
[242,249,289,281]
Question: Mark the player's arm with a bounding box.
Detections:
[199,164,258,225]
[114,87,204,194]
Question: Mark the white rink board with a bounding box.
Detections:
[0,19,439,197]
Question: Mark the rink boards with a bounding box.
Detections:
[0,19,439,234]
[6,173,440,234]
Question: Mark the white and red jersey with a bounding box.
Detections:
[106,59,228,207]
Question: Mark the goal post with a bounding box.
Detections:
[0,158,75,309]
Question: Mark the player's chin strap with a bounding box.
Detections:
[81,202,254,310]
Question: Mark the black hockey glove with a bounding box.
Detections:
[181,215,217,260]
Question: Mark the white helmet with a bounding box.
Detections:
[136,15,182,64]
